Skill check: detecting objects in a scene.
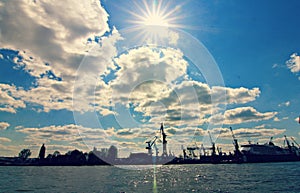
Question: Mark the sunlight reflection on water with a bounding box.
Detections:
[1,162,300,193]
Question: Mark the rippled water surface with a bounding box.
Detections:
[1,162,300,192]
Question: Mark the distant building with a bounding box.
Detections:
[107,145,118,161]
[129,152,149,160]
[92,146,117,161]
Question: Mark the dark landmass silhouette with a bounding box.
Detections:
[0,148,111,166]
[1,125,300,166]
[2,139,300,166]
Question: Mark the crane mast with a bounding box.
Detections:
[208,131,216,156]
[160,123,168,157]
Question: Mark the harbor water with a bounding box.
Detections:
[1,162,300,193]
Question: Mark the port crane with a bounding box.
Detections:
[229,127,241,156]
[186,143,200,159]
[291,137,300,148]
[160,123,168,157]
[208,131,216,156]
[145,123,168,158]
[200,144,209,156]
[146,136,159,156]
[183,131,218,159]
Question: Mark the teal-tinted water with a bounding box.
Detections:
[1,162,300,193]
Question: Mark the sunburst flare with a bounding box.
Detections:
[127,0,184,28]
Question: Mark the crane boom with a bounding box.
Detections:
[284,135,291,149]
[291,137,300,148]
[229,127,241,156]
[146,136,158,155]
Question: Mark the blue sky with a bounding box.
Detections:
[0,0,299,157]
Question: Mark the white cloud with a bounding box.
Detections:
[147,81,260,127]
[273,117,280,122]
[17,124,109,144]
[0,122,10,130]
[165,127,205,137]
[212,86,260,104]
[211,126,285,140]
[286,53,300,73]
[1,41,264,133]
[228,128,284,139]
[104,46,191,126]
[278,101,290,107]
[17,124,154,145]
[0,84,26,113]
[0,144,22,157]
[112,73,261,127]
[21,0,109,54]
[0,0,269,141]
[208,107,277,125]
[0,0,109,78]
[13,50,52,78]
[0,137,11,143]
[0,0,115,114]
[112,46,188,89]
[0,30,120,113]
[272,63,279,68]
[224,107,277,124]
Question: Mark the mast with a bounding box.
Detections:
[208,131,216,156]
[160,123,168,157]
[284,135,292,150]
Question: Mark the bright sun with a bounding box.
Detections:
[143,13,169,27]
[127,0,183,28]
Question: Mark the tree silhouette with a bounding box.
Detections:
[66,149,86,165]
[18,149,31,159]
[53,151,61,157]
